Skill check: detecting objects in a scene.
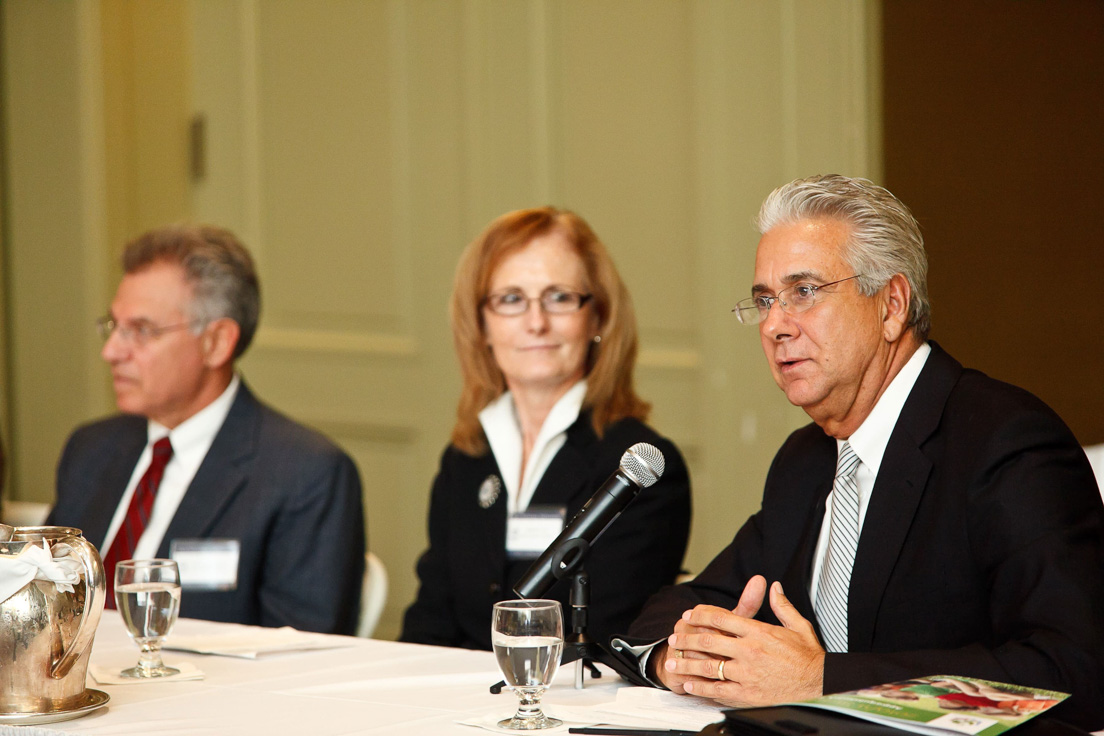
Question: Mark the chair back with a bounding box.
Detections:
[1,501,51,527]
[1084,443,1104,503]
[357,552,388,638]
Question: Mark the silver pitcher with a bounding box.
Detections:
[0,526,106,714]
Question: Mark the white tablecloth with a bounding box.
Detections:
[0,612,672,735]
[5,613,1099,735]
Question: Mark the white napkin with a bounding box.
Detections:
[0,541,83,604]
[90,661,205,685]
[164,626,353,658]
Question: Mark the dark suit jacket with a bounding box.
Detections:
[400,413,691,650]
[49,382,366,635]
[626,343,1104,730]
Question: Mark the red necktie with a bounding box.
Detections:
[103,436,174,607]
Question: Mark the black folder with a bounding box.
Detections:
[696,706,1091,736]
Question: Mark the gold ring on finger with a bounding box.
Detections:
[673,648,684,659]
[716,659,726,681]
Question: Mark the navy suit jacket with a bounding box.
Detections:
[400,413,691,650]
[49,382,366,635]
[626,343,1104,730]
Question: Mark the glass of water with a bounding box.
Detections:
[492,599,564,730]
[115,559,182,678]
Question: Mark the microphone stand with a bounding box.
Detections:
[491,443,665,694]
[560,566,604,689]
[491,556,650,693]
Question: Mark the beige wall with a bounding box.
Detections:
[2,0,880,640]
[2,1,113,499]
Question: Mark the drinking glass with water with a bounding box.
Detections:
[115,558,182,678]
[492,599,564,730]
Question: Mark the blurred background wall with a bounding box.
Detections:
[881,0,1104,444]
[1,0,1099,640]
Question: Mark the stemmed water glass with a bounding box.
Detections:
[492,599,564,730]
[114,559,182,678]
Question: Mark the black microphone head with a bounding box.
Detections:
[620,443,664,487]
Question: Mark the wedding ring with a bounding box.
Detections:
[673,648,684,659]
[716,659,727,681]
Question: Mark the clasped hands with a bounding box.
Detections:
[653,575,825,707]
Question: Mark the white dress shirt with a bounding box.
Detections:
[478,380,587,514]
[100,375,241,557]
[808,342,931,603]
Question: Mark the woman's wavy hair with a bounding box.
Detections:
[449,206,649,455]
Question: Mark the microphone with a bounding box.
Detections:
[513,442,665,599]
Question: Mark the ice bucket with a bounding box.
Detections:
[0,526,105,715]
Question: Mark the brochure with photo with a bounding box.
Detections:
[789,675,1068,736]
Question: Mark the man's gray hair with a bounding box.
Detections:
[756,174,931,339]
[123,224,261,358]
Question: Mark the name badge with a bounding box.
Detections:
[506,506,565,560]
[170,538,240,591]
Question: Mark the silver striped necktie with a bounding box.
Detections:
[814,441,861,653]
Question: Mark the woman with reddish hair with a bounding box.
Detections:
[400,206,691,650]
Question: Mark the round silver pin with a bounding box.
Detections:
[478,474,502,509]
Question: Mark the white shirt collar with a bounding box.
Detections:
[148,373,241,454]
[844,342,932,477]
[810,343,932,604]
[479,380,587,514]
[104,374,242,558]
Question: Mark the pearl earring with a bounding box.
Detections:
[592,335,602,344]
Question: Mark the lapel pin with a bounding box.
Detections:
[478,475,502,509]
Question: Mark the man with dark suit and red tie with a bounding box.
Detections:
[616,175,1104,731]
[47,224,365,635]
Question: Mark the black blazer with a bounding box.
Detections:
[49,382,366,635]
[400,413,691,650]
[626,343,1104,731]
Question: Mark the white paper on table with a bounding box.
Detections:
[288,671,498,696]
[581,687,728,730]
[164,626,353,658]
[90,661,205,685]
[458,707,573,734]
[459,687,728,733]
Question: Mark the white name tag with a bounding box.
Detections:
[170,538,240,591]
[506,506,565,560]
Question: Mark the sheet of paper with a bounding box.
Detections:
[165,626,353,658]
[458,687,727,734]
[598,687,728,729]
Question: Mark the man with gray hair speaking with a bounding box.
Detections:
[618,175,1104,730]
[48,224,365,635]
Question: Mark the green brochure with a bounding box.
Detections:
[789,675,1069,736]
